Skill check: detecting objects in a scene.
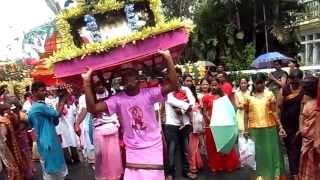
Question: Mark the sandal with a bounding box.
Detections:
[185,172,198,179]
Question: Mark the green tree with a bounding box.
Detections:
[189,0,303,70]
[161,0,204,19]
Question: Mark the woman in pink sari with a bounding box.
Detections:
[93,82,123,180]
[299,77,320,180]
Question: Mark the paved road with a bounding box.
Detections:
[32,151,290,179]
[33,146,255,180]
[33,162,254,180]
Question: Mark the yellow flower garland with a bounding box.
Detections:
[47,0,193,68]
[0,78,33,98]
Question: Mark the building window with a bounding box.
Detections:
[301,36,306,41]
[316,43,320,64]
[308,43,313,64]
[316,33,320,39]
[308,34,314,40]
[301,44,306,63]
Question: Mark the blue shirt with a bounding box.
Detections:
[28,101,66,173]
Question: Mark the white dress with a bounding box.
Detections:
[77,94,95,162]
[56,104,79,148]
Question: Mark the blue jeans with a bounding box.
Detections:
[164,124,192,176]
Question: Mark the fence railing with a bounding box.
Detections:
[296,0,320,22]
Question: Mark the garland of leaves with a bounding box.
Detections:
[47,0,192,67]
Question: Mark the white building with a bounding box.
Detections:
[297,0,320,65]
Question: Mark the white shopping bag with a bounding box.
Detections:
[192,110,204,133]
[238,135,256,170]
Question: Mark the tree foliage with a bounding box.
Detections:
[161,0,203,19]
[163,0,303,71]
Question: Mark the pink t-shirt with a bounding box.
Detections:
[105,87,164,149]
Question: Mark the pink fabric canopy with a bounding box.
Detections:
[53,28,189,82]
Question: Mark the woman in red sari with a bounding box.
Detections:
[202,78,240,172]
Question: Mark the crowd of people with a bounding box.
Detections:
[0,50,319,180]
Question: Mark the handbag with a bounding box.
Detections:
[192,110,204,133]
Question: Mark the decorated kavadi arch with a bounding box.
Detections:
[46,0,193,82]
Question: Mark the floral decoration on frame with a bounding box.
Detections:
[47,0,193,67]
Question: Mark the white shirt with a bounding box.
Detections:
[45,97,59,109]
[22,100,32,113]
[56,104,79,148]
[94,91,120,133]
[165,86,196,126]
[77,94,94,150]
[78,94,86,110]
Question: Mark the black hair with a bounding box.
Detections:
[217,72,228,80]
[207,66,216,73]
[121,68,139,77]
[175,67,182,76]
[302,77,318,99]
[94,80,111,98]
[251,73,266,95]
[210,78,225,97]
[199,78,210,93]
[57,88,69,103]
[200,78,210,86]
[289,59,300,68]
[274,60,282,66]
[7,97,22,111]
[288,69,303,80]
[238,76,249,84]
[0,85,7,96]
[31,81,46,93]
[217,71,226,76]
[182,73,199,102]
[206,72,214,77]
[94,81,104,87]
[210,78,219,84]
[0,103,10,116]
[182,73,192,82]
[252,73,267,84]
[238,76,249,90]
[24,92,32,100]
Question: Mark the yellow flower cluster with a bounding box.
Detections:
[47,0,193,68]
[0,78,33,98]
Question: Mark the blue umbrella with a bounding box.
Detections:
[251,52,293,69]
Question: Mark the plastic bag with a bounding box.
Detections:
[192,110,204,133]
[238,135,256,170]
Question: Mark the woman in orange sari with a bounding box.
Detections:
[299,77,320,180]
[202,78,240,172]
